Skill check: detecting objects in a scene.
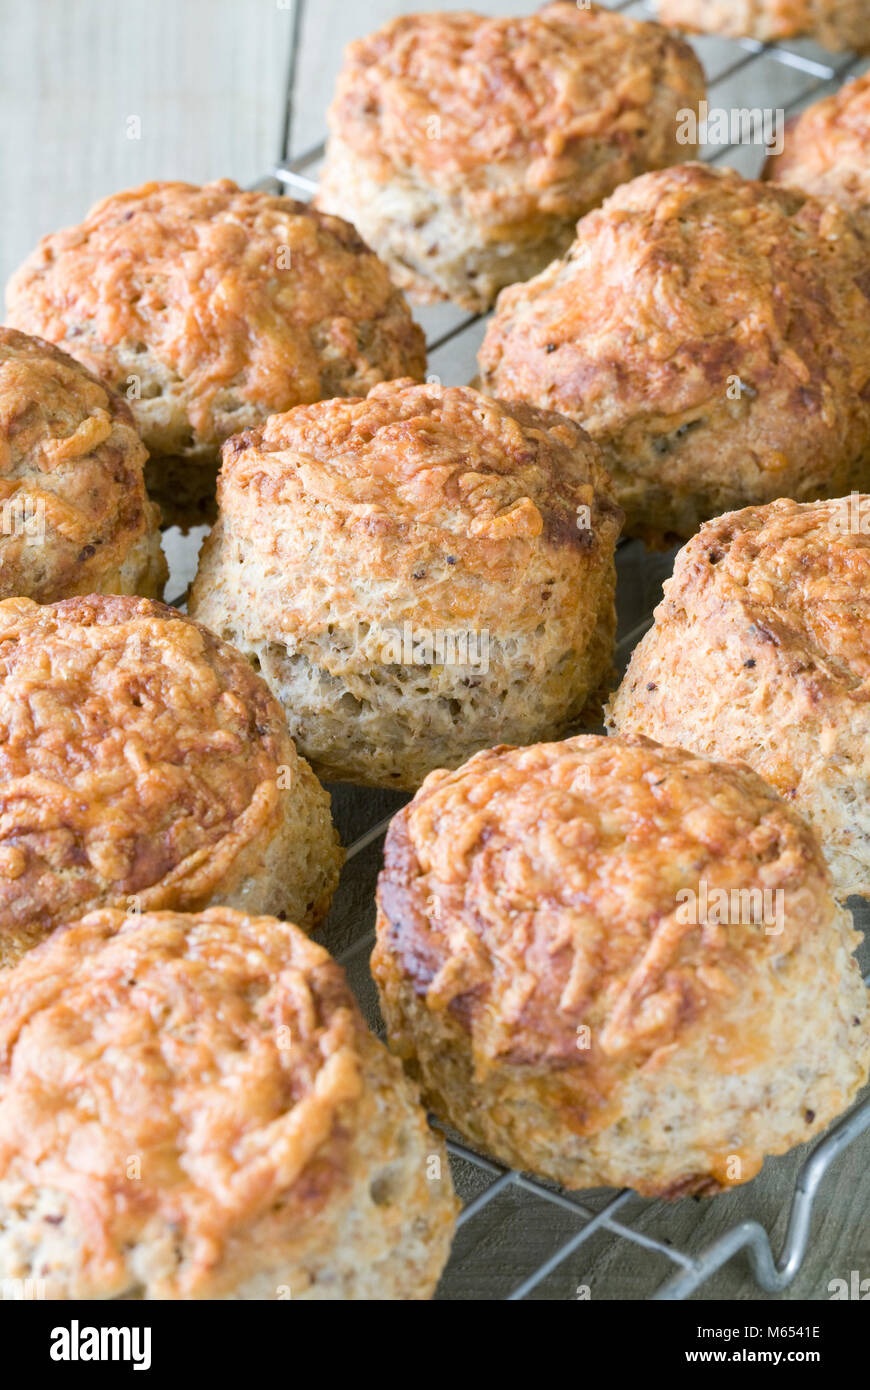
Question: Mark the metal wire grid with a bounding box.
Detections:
[260,0,870,1300]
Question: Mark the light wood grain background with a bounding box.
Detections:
[1,0,868,1303]
[0,0,292,286]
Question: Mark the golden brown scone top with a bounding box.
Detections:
[0,907,366,1299]
[658,0,870,51]
[5,180,426,457]
[378,735,834,1080]
[326,3,704,200]
[638,497,870,690]
[479,162,870,445]
[768,72,870,222]
[221,377,620,548]
[0,327,155,601]
[0,595,295,957]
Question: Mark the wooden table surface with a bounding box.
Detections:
[1,0,868,1303]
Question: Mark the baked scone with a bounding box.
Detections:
[478,163,870,544]
[188,379,623,790]
[607,496,870,901]
[767,72,870,228]
[658,0,870,51]
[0,906,457,1299]
[5,180,426,528]
[316,3,706,312]
[0,327,165,601]
[0,595,342,968]
[373,734,870,1197]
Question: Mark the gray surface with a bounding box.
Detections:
[2,0,869,1302]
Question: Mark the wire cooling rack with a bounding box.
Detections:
[212,0,870,1300]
